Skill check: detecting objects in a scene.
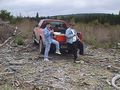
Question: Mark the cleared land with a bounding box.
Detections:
[0,19,120,90]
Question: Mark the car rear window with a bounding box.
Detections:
[40,21,67,34]
[51,21,67,33]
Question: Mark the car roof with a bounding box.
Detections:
[41,19,67,22]
[38,19,68,28]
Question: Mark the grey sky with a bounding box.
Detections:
[0,0,120,16]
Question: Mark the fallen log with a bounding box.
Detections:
[0,37,12,47]
[0,32,21,48]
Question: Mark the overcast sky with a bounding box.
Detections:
[0,0,120,16]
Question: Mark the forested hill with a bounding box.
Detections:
[0,10,120,25]
[51,13,120,25]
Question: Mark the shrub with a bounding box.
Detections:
[14,36,24,45]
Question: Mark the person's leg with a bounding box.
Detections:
[67,42,77,61]
[51,39,61,54]
[67,43,72,54]
[77,40,84,55]
[73,42,78,61]
[44,43,51,60]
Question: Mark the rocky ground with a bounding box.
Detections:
[0,34,120,90]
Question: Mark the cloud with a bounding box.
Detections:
[0,0,120,16]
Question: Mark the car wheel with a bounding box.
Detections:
[33,32,37,45]
[39,39,44,54]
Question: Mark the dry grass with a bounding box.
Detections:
[13,19,37,45]
[0,24,14,43]
[16,19,37,39]
[75,23,120,48]
[13,19,120,48]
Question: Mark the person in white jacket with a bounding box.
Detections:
[65,24,84,61]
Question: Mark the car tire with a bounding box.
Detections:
[39,39,44,54]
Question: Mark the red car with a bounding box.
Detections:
[33,19,83,54]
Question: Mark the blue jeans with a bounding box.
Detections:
[44,39,60,59]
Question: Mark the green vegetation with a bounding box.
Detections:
[0,10,22,24]
[14,35,24,45]
[51,13,120,25]
[35,12,39,23]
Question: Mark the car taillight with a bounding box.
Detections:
[77,32,83,41]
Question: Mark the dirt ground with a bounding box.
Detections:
[0,33,120,90]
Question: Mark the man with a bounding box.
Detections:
[44,23,61,61]
[65,24,84,61]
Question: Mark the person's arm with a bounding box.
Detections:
[44,28,51,38]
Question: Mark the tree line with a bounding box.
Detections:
[34,12,120,25]
[0,10,22,24]
[50,13,120,25]
[0,10,120,25]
